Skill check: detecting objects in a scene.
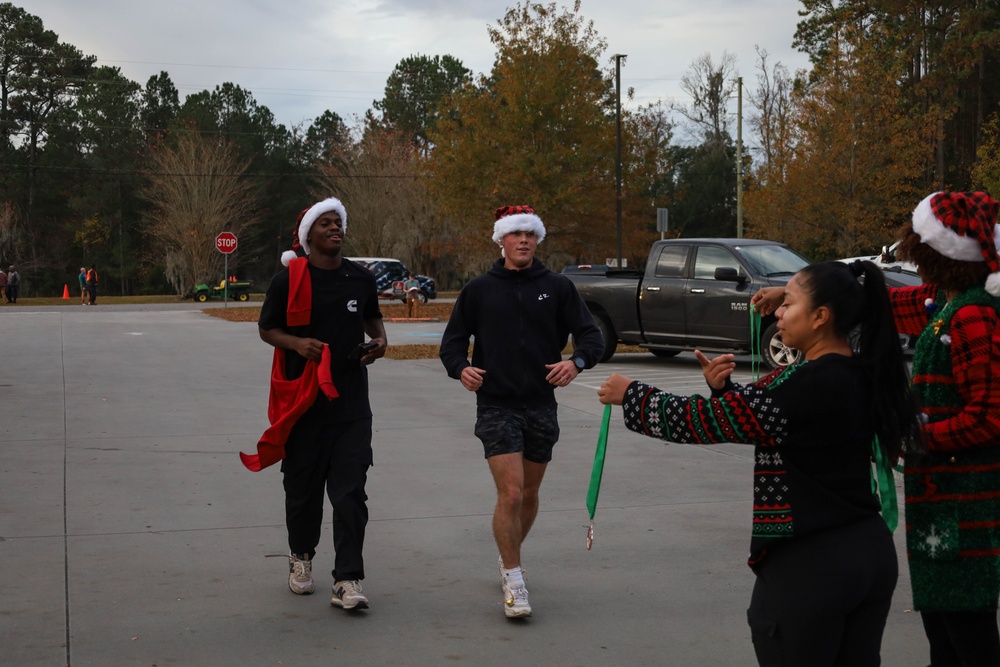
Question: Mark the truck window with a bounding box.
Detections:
[653,245,689,278]
[693,246,739,280]
[736,244,809,276]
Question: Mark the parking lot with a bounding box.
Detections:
[0,304,927,666]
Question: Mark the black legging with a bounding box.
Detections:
[747,515,898,667]
[921,609,1000,667]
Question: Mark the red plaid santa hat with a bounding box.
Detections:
[491,205,546,246]
[912,191,1000,296]
[281,197,347,267]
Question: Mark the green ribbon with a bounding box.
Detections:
[750,307,763,381]
[870,436,898,532]
[586,404,612,520]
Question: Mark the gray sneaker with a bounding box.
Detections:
[288,553,314,595]
[331,580,369,610]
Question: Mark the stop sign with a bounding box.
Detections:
[216,232,238,254]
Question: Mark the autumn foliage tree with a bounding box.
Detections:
[317,126,433,267]
[745,22,933,259]
[425,1,617,274]
[142,130,259,294]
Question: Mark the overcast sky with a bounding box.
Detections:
[18,0,812,133]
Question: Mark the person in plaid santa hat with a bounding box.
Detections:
[890,191,1000,666]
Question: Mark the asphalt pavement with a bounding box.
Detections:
[0,303,929,666]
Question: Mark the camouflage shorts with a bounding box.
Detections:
[474,404,560,463]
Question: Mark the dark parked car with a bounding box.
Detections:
[348,257,437,302]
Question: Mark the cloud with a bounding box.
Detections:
[19,0,811,130]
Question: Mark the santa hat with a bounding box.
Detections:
[912,191,1000,296]
[280,197,348,267]
[492,205,546,245]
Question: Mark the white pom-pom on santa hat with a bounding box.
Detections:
[491,205,546,246]
[280,197,347,266]
[987,271,1000,297]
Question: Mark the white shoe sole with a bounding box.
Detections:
[331,596,369,610]
[504,604,532,618]
[288,580,314,595]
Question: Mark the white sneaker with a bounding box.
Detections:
[502,582,532,618]
[331,580,369,610]
[288,553,314,595]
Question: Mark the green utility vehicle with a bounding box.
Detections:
[193,278,254,302]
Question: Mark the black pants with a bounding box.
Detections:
[921,610,1000,667]
[87,284,97,304]
[281,416,372,581]
[747,515,898,667]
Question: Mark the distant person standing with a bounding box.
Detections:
[0,267,6,304]
[404,273,420,318]
[6,265,18,303]
[86,265,98,305]
[78,267,89,305]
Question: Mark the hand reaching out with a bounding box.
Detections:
[694,350,735,391]
[597,373,632,405]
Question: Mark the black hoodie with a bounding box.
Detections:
[440,258,604,408]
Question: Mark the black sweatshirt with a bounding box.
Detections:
[439,258,604,408]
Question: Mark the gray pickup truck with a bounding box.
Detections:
[565,238,811,368]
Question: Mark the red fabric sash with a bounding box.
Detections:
[240,257,337,472]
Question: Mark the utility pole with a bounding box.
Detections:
[615,54,626,267]
[736,76,743,239]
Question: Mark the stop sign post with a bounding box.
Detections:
[215,232,238,307]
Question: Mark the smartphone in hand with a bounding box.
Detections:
[347,341,378,361]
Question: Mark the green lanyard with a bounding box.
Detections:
[870,436,898,532]
[750,308,763,381]
[586,404,612,549]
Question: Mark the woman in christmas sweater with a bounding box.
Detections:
[748,193,1000,666]
[598,260,918,667]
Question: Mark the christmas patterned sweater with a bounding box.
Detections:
[892,285,1000,612]
[621,354,881,569]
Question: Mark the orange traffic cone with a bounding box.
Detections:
[62,284,70,299]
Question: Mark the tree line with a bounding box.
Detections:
[1,1,998,297]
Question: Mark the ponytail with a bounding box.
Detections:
[852,261,920,460]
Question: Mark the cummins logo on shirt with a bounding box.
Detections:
[538,293,550,301]
[347,299,358,312]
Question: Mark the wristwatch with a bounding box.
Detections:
[572,356,586,372]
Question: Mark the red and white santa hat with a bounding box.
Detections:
[912,191,1000,296]
[281,197,347,266]
[492,205,546,246]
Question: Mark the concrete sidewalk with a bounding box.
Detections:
[0,308,929,666]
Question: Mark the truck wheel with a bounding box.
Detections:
[761,322,801,369]
[595,315,617,363]
[196,293,208,303]
[418,291,429,304]
[237,292,249,302]
[650,349,680,358]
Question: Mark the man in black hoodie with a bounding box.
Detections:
[440,205,604,619]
